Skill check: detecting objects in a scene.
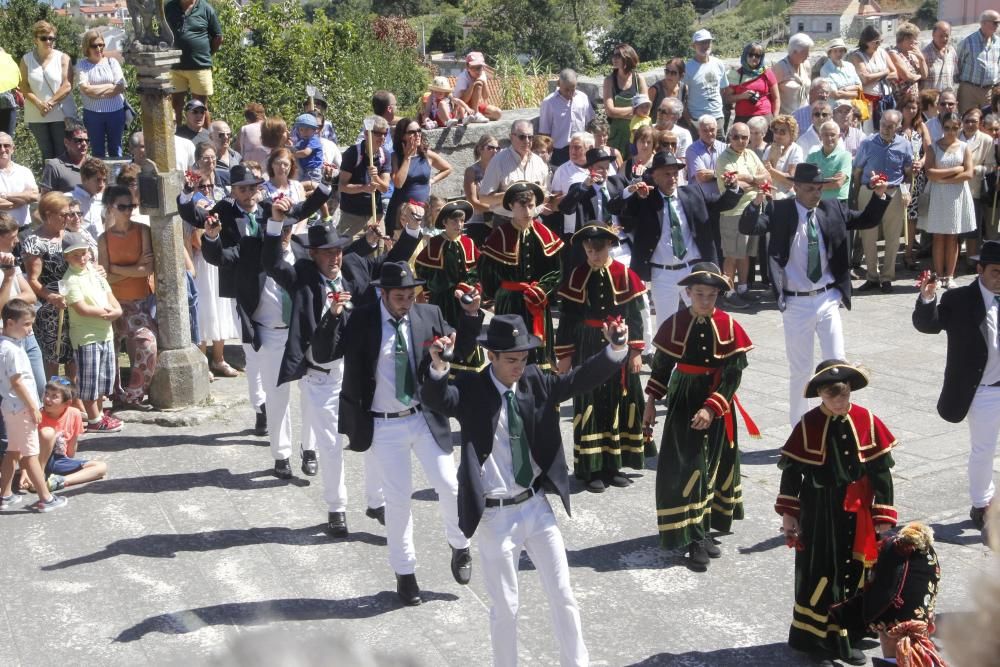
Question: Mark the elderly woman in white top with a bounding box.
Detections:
[820,39,862,101]
[75,29,127,158]
[19,20,73,161]
[774,33,814,115]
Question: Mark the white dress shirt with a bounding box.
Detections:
[252,244,295,329]
[372,301,420,413]
[538,90,595,149]
[649,189,698,265]
[979,279,1000,386]
[785,201,834,293]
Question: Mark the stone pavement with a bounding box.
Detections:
[1,272,995,667]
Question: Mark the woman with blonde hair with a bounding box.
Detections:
[19,21,74,160]
[888,22,927,102]
[76,29,127,158]
[764,115,803,195]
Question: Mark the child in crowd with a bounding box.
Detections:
[776,359,897,666]
[588,118,623,172]
[292,114,324,185]
[420,76,472,129]
[0,298,67,512]
[629,94,653,153]
[61,232,124,434]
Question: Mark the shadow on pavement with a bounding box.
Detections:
[558,535,686,572]
[41,525,387,571]
[737,534,787,555]
[80,431,265,452]
[113,591,460,642]
[928,520,985,547]
[740,447,783,466]
[59,469,308,496]
[625,641,814,666]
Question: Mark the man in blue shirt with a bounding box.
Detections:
[851,110,913,293]
[684,29,728,139]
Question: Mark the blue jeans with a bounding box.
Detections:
[83,107,126,158]
[186,271,200,344]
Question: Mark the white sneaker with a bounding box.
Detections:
[444,118,458,128]
[471,112,489,124]
[0,494,25,510]
[34,494,68,513]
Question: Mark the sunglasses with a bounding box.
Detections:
[485,145,500,151]
[37,36,56,43]
[71,137,90,144]
[91,43,105,49]
[115,203,136,211]
[198,184,214,191]
[404,129,421,136]
[813,112,831,117]
[514,133,534,141]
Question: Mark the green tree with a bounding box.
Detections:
[426,8,463,54]
[464,0,612,70]
[601,0,696,63]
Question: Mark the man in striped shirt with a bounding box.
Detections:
[957,10,1000,113]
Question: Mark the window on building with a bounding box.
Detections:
[798,22,804,32]
[826,22,833,32]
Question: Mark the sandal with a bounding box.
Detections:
[209,361,239,378]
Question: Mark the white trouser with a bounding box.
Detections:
[371,412,469,574]
[782,291,845,426]
[649,264,693,333]
[301,364,348,511]
[478,493,588,667]
[243,342,266,412]
[641,292,654,350]
[256,327,297,461]
[967,385,1000,507]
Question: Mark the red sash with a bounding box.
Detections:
[844,475,879,566]
[500,280,545,339]
[673,363,761,443]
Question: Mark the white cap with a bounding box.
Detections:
[631,93,651,108]
[692,29,713,43]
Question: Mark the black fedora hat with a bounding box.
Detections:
[584,147,614,167]
[435,199,474,229]
[299,225,352,249]
[791,163,831,184]
[477,314,542,352]
[371,261,426,289]
[677,261,731,292]
[502,181,546,211]
[571,223,619,245]
[972,240,1000,266]
[229,164,264,188]
[804,359,869,398]
[649,151,685,172]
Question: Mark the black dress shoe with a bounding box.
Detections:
[327,511,348,537]
[396,573,422,606]
[685,541,710,572]
[254,405,268,436]
[451,546,472,585]
[880,281,893,293]
[606,472,631,488]
[700,537,721,558]
[273,458,293,479]
[301,449,318,476]
[843,647,867,665]
[970,504,989,530]
[366,506,385,525]
[856,280,881,292]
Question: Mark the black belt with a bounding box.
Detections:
[305,362,330,374]
[484,480,543,508]
[650,259,698,271]
[253,320,289,331]
[371,405,422,419]
[783,285,832,297]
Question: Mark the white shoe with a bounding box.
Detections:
[471,112,489,124]
[444,118,458,128]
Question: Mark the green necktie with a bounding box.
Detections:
[664,195,686,260]
[504,390,533,487]
[391,318,415,405]
[245,210,259,237]
[806,210,822,283]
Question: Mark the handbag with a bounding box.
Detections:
[123,98,137,126]
[852,91,871,121]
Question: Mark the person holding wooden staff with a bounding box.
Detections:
[336,115,391,240]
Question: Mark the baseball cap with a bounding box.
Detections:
[631,93,651,109]
[692,29,713,43]
[184,99,206,111]
[466,51,485,67]
[294,113,320,129]
[62,231,90,254]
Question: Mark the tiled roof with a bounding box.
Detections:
[788,0,854,16]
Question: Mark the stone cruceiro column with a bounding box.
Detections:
[124,25,209,408]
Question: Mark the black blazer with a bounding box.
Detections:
[608,184,740,281]
[420,346,625,538]
[739,194,890,311]
[318,300,479,453]
[558,178,626,230]
[180,185,329,300]
[261,231,420,385]
[912,281,990,423]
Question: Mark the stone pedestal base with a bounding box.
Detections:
[149,346,210,409]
